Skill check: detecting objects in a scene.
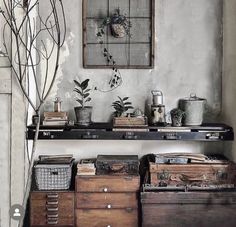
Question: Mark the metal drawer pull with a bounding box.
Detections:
[46,207,58,212]
[47,194,58,199]
[47,220,58,225]
[47,201,58,205]
[47,217,58,225]
[47,214,58,218]
[103,187,108,192]
[107,204,112,209]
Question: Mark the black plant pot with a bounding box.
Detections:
[74,106,92,126]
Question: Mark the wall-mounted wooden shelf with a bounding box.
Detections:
[27,123,234,141]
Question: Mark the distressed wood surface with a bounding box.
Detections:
[76,192,138,208]
[76,208,138,227]
[30,191,74,226]
[141,191,236,227]
[76,175,140,192]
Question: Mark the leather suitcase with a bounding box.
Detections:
[141,191,236,227]
[30,191,74,227]
[149,162,236,187]
[96,155,139,175]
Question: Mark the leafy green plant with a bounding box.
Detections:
[73,79,91,108]
[112,96,134,117]
[170,108,185,118]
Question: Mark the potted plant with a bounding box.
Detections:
[170,108,185,127]
[112,96,134,117]
[97,8,132,39]
[74,78,92,125]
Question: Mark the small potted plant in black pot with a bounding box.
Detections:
[97,8,131,39]
[170,108,185,127]
[74,78,92,126]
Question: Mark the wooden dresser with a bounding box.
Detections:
[30,191,74,227]
[75,175,140,227]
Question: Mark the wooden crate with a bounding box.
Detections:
[141,191,236,227]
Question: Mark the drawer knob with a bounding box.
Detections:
[107,204,112,209]
[107,225,111,227]
[103,187,108,192]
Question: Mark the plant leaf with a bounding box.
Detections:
[73,88,82,96]
[84,89,91,93]
[81,79,89,90]
[76,99,83,106]
[123,97,129,101]
[85,97,91,102]
[74,79,81,87]
[84,93,90,99]
[124,102,132,105]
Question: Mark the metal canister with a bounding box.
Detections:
[151,90,165,125]
[151,90,163,105]
[54,97,62,112]
[179,94,206,126]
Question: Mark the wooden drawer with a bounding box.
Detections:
[76,175,140,192]
[76,192,138,209]
[76,208,138,227]
[141,191,236,227]
[30,191,74,226]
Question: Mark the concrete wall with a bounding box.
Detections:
[37,0,224,160]
[222,0,236,161]
[43,0,223,121]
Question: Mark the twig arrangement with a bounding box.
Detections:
[0,0,66,226]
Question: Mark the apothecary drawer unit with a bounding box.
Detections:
[30,191,74,227]
[75,175,140,227]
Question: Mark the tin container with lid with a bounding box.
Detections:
[179,93,206,126]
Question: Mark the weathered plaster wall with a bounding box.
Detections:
[36,0,225,160]
[222,0,236,161]
[43,0,223,121]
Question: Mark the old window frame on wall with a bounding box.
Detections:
[82,0,155,69]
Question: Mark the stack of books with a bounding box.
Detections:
[77,159,96,175]
[43,111,68,126]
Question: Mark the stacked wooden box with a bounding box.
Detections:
[75,175,140,227]
[30,191,74,227]
[141,155,236,227]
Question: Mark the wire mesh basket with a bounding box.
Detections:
[34,163,73,190]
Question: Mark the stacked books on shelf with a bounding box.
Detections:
[43,111,68,126]
[77,159,96,175]
[112,116,149,131]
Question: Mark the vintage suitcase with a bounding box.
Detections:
[30,191,74,227]
[96,155,139,175]
[141,190,236,227]
[149,162,236,187]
